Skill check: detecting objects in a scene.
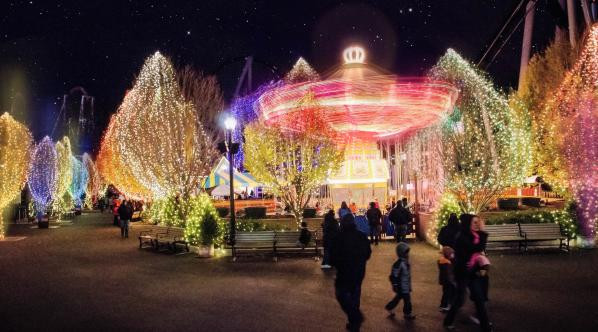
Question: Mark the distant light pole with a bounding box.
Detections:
[224,116,238,245]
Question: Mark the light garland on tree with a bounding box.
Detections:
[284,57,320,83]
[69,155,88,207]
[97,114,151,200]
[547,24,598,243]
[0,113,32,239]
[83,153,103,208]
[429,49,527,214]
[28,137,58,215]
[53,136,73,217]
[111,51,217,199]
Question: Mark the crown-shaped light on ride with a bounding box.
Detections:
[343,46,365,64]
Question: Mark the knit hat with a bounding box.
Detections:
[396,242,410,258]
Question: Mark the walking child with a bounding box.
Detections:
[385,242,416,320]
[438,246,456,312]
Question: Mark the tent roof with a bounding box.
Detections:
[203,157,260,188]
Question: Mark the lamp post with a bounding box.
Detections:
[224,116,237,245]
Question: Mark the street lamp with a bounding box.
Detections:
[223,116,238,245]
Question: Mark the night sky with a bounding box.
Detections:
[1,0,564,149]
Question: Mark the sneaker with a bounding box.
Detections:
[386,310,395,318]
[320,264,332,269]
[404,314,416,321]
[444,325,456,331]
[439,306,451,312]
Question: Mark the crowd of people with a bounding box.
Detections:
[320,202,492,332]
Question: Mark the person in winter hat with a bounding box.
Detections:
[385,242,416,320]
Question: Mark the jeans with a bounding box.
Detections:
[120,219,129,238]
[444,278,491,332]
[335,283,363,328]
[440,283,456,308]
[322,247,331,266]
[385,292,412,315]
[369,225,380,245]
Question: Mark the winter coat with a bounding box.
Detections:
[389,258,411,294]
[453,230,488,280]
[299,228,312,246]
[437,224,460,248]
[388,205,411,226]
[330,224,372,288]
[322,217,339,248]
[338,208,352,219]
[438,256,455,286]
[366,207,382,227]
[117,204,133,220]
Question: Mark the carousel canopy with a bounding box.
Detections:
[258,46,458,141]
[203,157,260,189]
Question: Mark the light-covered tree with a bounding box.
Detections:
[82,153,103,208]
[0,113,32,238]
[430,49,525,213]
[53,136,73,217]
[28,137,58,218]
[244,93,344,224]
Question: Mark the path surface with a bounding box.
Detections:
[1,213,597,331]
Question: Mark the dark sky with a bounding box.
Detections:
[1,0,564,149]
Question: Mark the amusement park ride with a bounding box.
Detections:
[257,46,458,207]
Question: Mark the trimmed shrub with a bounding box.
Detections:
[244,207,266,219]
[216,207,229,217]
[497,198,519,210]
[302,208,317,218]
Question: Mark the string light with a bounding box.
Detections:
[104,51,217,199]
[53,136,73,216]
[0,113,32,238]
[285,57,320,83]
[28,137,58,216]
[83,153,103,208]
[429,49,528,213]
[547,24,598,242]
[69,155,88,206]
[245,92,345,224]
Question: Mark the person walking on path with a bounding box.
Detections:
[330,213,372,331]
[438,246,456,312]
[365,202,382,245]
[321,209,339,269]
[388,198,411,242]
[338,201,352,219]
[117,200,133,238]
[437,213,460,248]
[443,214,492,332]
[385,242,417,321]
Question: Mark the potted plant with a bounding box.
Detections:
[198,213,219,258]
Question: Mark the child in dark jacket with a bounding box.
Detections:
[298,221,312,248]
[385,242,416,320]
[438,246,456,312]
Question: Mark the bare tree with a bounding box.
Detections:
[177,65,225,142]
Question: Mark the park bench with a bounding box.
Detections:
[273,231,319,261]
[485,224,526,251]
[519,223,571,251]
[155,227,189,253]
[138,225,168,249]
[232,231,276,261]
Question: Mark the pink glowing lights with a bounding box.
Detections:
[258,74,458,140]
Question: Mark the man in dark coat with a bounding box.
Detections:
[437,213,460,248]
[117,200,133,238]
[330,213,372,331]
[388,198,412,242]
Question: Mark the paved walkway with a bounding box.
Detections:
[1,212,597,331]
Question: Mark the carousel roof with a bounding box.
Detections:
[258,46,459,140]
